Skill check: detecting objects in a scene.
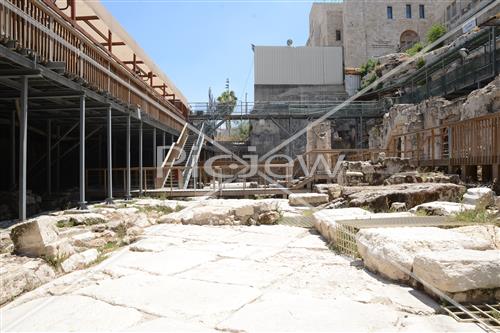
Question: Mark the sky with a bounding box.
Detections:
[101,0,313,104]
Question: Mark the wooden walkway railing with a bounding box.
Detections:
[0,0,186,131]
[388,112,500,167]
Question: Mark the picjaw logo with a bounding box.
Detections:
[155,145,345,183]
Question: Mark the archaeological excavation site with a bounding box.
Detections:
[0,0,499,332]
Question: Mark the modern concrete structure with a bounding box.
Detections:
[307,0,452,68]
[253,46,345,102]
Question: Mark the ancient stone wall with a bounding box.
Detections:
[342,0,451,68]
[306,121,332,171]
[369,75,500,153]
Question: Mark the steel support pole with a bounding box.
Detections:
[105,106,113,204]
[139,121,143,195]
[47,119,52,196]
[493,26,497,76]
[56,125,60,191]
[162,131,166,147]
[78,95,87,210]
[18,76,28,221]
[11,109,15,189]
[152,127,157,168]
[125,114,131,200]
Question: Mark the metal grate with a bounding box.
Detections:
[327,216,462,258]
[331,223,360,258]
[278,215,315,228]
[442,303,500,330]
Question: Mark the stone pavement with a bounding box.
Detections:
[0,224,481,332]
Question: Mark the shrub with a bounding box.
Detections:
[452,207,497,224]
[42,254,68,270]
[416,57,426,69]
[427,24,447,44]
[114,223,127,239]
[406,42,424,56]
[360,73,378,89]
[359,59,378,78]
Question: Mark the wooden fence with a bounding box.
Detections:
[389,112,500,167]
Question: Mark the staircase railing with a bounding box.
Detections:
[156,123,189,188]
[181,123,205,189]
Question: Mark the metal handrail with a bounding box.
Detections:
[182,123,205,189]
[158,123,189,188]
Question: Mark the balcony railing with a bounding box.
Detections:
[0,0,186,131]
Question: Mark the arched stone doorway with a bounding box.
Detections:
[400,30,420,51]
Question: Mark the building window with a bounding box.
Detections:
[419,4,425,18]
[406,4,412,18]
[387,6,393,19]
[336,30,341,41]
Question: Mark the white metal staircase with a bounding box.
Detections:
[157,123,206,189]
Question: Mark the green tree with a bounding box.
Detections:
[216,90,237,131]
[216,90,237,116]
[427,24,447,44]
[237,121,251,141]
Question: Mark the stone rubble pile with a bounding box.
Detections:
[159,198,293,226]
[337,157,459,187]
[0,198,193,306]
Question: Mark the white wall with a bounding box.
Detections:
[254,46,344,85]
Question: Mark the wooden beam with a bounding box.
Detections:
[107,30,112,52]
[75,15,99,21]
[124,60,144,65]
[82,20,107,41]
[101,42,126,47]
[70,0,76,20]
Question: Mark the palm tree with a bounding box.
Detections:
[216,90,237,131]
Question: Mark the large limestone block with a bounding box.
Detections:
[44,239,75,258]
[356,227,492,281]
[159,206,232,225]
[409,201,475,216]
[0,258,55,305]
[452,225,499,250]
[10,220,58,257]
[77,274,261,326]
[61,249,99,273]
[313,208,372,242]
[347,183,466,211]
[413,249,500,293]
[314,184,343,201]
[1,295,143,331]
[159,199,262,225]
[462,187,495,207]
[289,193,329,207]
[125,318,216,332]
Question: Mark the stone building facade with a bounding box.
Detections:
[307,0,452,68]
